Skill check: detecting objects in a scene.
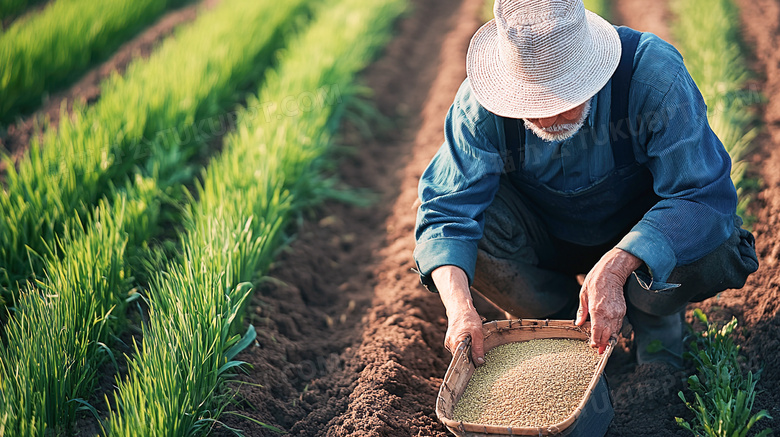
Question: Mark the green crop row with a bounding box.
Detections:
[670,0,769,435]
[676,310,771,437]
[671,0,759,217]
[0,0,305,308]
[0,0,45,23]
[0,0,189,123]
[105,0,407,433]
[0,0,310,433]
[583,0,610,21]
[0,179,162,436]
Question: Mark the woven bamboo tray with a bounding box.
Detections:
[435,319,614,436]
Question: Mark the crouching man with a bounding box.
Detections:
[413,0,758,367]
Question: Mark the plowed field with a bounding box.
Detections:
[4,0,776,435]
[211,0,780,435]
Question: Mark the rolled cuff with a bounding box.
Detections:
[615,223,677,283]
[413,238,479,292]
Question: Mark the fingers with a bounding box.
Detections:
[470,328,485,366]
[449,328,485,365]
[590,306,618,351]
[590,315,608,352]
[445,332,464,354]
[444,337,455,354]
[597,318,622,354]
[591,308,624,354]
[584,283,611,353]
[579,284,609,352]
[579,263,627,353]
[443,311,486,365]
[575,287,589,326]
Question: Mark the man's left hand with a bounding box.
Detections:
[575,247,643,353]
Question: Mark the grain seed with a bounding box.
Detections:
[453,338,601,427]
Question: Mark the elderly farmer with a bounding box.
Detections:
[414,0,758,368]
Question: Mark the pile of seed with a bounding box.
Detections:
[452,338,601,428]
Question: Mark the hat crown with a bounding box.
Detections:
[465,0,620,118]
[494,0,591,83]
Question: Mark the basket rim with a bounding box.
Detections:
[435,318,615,435]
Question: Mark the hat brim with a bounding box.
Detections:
[466,11,621,119]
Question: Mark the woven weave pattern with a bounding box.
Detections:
[467,0,620,119]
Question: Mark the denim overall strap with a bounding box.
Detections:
[503,104,522,170]
[503,26,642,170]
[611,26,642,168]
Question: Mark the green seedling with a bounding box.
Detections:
[675,309,772,437]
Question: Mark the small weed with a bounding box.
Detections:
[676,309,772,437]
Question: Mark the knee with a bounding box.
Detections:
[624,221,759,316]
[685,223,758,300]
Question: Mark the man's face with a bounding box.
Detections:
[523,99,591,142]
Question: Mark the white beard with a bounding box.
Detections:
[523,99,592,143]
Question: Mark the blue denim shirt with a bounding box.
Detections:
[414,32,738,287]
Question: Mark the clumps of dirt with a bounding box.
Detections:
[211,0,480,435]
[216,0,780,435]
[304,309,448,436]
[606,359,692,436]
[608,0,780,436]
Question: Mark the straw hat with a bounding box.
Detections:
[466,0,621,119]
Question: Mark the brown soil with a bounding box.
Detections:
[606,1,780,435]
[213,0,479,435]
[8,0,774,435]
[701,0,780,431]
[0,0,215,162]
[611,0,675,43]
[210,0,780,436]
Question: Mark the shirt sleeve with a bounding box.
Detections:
[413,82,504,290]
[615,63,738,284]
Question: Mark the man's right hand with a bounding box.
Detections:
[444,305,485,365]
[432,265,486,365]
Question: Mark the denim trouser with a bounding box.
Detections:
[472,179,759,326]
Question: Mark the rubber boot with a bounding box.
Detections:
[626,303,685,369]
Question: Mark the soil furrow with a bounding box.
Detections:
[611,0,674,43]
[212,0,480,435]
[701,0,780,431]
[320,0,483,433]
[214,0,779,435]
